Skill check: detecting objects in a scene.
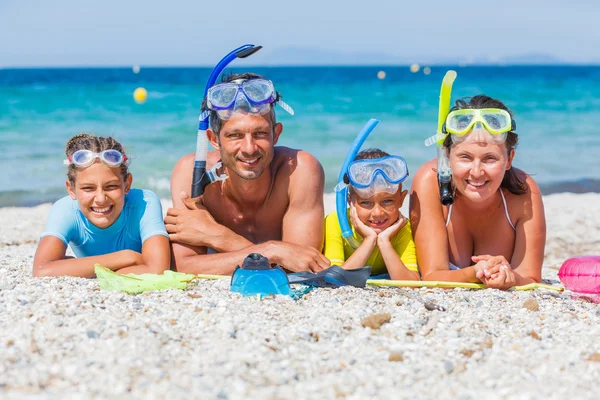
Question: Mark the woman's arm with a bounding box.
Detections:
[33,236,143,278]
[477,175,546,288]
[409,160,481,283]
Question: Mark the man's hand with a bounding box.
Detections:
[164,192,221,248]
[267,242,331,273]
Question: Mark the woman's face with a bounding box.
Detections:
[450,139,514,202]
[66,162,131,229]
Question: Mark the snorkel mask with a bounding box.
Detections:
[335,119,408,249]
[444,108,515,144]
[205,78,294,120]
[346,156,409,198]
[191,44,262,198]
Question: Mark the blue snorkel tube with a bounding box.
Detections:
[334,118,380,250]
[191,44,263,198]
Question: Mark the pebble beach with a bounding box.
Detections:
[1,193,600,399]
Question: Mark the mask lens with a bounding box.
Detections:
[242,80,274,103]
[72,150,94,166]
[102,150,123,166]
[208,84,239,108]
[448,112,475,133]
[482,111,510,133]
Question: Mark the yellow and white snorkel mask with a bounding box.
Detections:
[425,108,516,146]
[445,108,515,144]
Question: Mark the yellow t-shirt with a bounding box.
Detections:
[323,211,418,275]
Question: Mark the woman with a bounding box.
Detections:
[410,95,546,290]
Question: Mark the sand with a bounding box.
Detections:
[1,193,599,399]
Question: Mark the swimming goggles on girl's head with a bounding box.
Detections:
[347,156,409,198]
[63,149,126,168]
[205,78,294,120]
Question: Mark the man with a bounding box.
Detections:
[165,73,329,275]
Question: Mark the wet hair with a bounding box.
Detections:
[65,134,130,185]
[201,72,279,139]
[443,95,528,195]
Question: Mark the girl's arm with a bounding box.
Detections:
[33,236,143,278]
[116,235,171,275]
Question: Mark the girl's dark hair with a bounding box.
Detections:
[443,95,528,195]
[65,134,129,184]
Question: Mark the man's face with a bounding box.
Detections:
[209,112,282,180]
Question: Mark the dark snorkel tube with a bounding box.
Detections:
[334,118,380,250]
[191,44,263,198]
[424,70,457,205]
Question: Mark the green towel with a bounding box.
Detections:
[95,264,196,294]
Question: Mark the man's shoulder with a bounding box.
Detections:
[273,146,323,175]
[174,151,221,170]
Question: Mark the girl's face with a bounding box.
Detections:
[450,139,514,202]
[351,187,407,233]
[66,162,131,229]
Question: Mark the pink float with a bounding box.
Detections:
[558,256,600,294]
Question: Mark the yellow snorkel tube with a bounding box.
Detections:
[425,70,457,205]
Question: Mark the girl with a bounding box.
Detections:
[410,96,546,290]
[33,134,170,277]
[323,149,419,280]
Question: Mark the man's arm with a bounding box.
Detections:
[168,153,253,251]
[281,150,325,250]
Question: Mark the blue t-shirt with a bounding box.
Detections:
[40,189,168,258]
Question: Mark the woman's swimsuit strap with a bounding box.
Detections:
[445,190,516,231]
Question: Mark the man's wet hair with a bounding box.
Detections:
[201,72,278,139]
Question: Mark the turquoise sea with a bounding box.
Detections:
[1,66,600,206]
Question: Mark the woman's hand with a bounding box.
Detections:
[350,204,378,240]
[377,212,407,246]
[472,254,516,290]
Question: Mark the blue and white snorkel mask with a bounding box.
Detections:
[204,78,294,121]
[346,156,409,198]
[335,119,409,249]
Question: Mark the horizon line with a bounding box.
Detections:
[2,62,600,70]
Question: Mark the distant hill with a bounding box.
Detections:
[247,46,566,67]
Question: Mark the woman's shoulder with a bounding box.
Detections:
[411,159,439,188]
[503,169,543,219]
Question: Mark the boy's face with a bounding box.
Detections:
[350,186,407,234]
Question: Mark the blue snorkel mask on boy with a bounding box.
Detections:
[335,119,408,249]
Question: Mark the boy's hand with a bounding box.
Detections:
[377,211,407,245]
[350,204,378,240]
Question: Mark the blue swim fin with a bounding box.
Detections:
[230,253,291,297]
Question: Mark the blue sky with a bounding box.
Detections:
[1,0,599,66]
